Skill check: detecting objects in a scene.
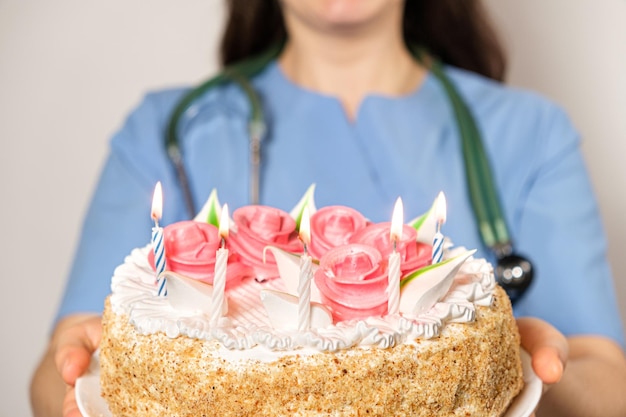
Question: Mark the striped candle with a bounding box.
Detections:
[432,192,447,264]
[151,182,167,296]
[297,207,313,331]
[210,205,229,327]
[432,231,444,264]
[153,226,167,296]
[387,198,403,315]
[297,253,313,331]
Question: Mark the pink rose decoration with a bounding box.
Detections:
[349,222,431,276]
[148,220,250,287]
[229,206,303,280]
[308,205,369,260]
[314,244,388,322]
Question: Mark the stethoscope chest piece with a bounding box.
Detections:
[495,252,534,305]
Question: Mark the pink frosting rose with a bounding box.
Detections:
[314,244,389,322]
[148,220,250,287]
[349,222,431,276]
[229,205,303,280]
[308,205,369,260]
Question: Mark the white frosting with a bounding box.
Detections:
[260,290,333,330]
[110,244,495,361]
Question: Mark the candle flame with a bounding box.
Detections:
[435,191,447,225]
[219,204,230,240]
[151,182,163,221]
[390,197,404,242]
[299,207,311,246]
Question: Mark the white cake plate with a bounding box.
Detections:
[76,349,541,417]
[504,349,542,417]
[75,351,111,417]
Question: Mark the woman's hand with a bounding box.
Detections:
[517,317,626,417]
[517,317,568,384]
[31,314,102,417]
[516,317,568,417]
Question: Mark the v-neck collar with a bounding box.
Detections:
[259,60,438,125]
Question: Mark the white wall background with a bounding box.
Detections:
[1,1,624,416]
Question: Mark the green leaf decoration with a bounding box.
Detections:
[401,255,457,289]
[409,211,429,232]
[193,189,222,226]
[399,250,476,317]
[408,193,440,244]
[289,183,317,230]
[206,189,221,227]
[401,249,475,289]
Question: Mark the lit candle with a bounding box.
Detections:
[210,204,229,327]
[387,197,403,315]
[298,207,313,331]
[432,192,447,264]
[151,182,167,296]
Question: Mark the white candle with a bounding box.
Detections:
[298,207,313,331]
[432,192,447,264]
[387,198,403,315]
[151,182,167,296]
[210,204,229,327]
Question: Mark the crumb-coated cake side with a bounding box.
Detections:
[100,285,522,417]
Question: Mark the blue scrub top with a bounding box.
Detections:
[56,61,625,345]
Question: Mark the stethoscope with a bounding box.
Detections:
[165,43,534,304]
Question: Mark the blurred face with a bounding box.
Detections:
[279,0,405,34]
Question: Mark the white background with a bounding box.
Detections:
[1,1,625,416]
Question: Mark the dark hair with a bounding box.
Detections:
[220,0,506,81]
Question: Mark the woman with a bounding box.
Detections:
[31,1,626,416]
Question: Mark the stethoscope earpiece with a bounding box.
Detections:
[493,244,534,305]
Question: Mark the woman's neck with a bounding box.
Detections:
[279,8,426,120]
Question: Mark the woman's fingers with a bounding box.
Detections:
[517,317,569,385]
[62,386,83,417]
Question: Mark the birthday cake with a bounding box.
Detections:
[99,187,524,416]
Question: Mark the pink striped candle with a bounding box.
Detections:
[387,198,403,315]
[298,207,313,331]
[210,204,229,327]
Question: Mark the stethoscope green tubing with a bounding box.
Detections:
[166,44,512,250]
[165,43,283,215]
[428,60,510,248]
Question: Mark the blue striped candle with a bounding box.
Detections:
[431,192,447,264]
[432,230,444,264]
[152,182,167,296]
[153,225,167,295]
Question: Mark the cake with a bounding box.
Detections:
[99,188,524,416]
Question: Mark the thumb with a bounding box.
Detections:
[53,314,102,386]
[517,317,568,385]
